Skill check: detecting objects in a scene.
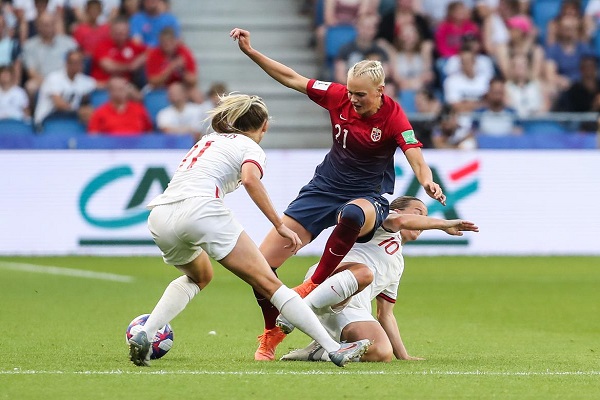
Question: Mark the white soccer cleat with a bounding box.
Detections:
[328,339,372,367]
[275,314,295,334]
[280,340,328,362]
[128,331,152,367]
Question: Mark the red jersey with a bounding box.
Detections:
[146,43,196,85]
[88,101,153,135]
[72,23,110,56]
[91,38,147,83]
[306,79,422,195]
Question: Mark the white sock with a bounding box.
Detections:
[305,270,359,311]
[270,285,339,353]
[142,275,200,338]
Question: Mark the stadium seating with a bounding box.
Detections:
[521,120,566,135]
[398,90,417,113]
[143,89,170,127]
[477,131,597,149]
[0,119,34,135]
[75,133,195,149]
[90,89,109,108]
[325,24,357,74]
[532,0,562,43]
[41,115,87,135]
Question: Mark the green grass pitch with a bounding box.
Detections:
[1,255,599,399]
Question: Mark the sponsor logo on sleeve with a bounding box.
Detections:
[401,129,418,144]
[312,80,332,91]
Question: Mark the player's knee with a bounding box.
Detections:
[353,267,374,290]
[339,204,366,228]
[364,343,393,362]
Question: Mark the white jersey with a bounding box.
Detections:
[34,69,96,124]
[342,224,405,305]
[0,85,29,120]
[147,132,266,208]
[156,103,205,134]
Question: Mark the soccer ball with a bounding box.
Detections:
[125,314,174,359]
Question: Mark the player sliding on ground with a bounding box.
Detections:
[128,93,371,368]
[276,196,479,362]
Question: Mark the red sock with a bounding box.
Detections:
[253,268,279,329]
[309,218,361,284]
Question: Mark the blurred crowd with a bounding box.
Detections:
[0,0,227,139]
[0,0,598,149]
[305,0,600,148]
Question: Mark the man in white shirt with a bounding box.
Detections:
[34,48,96,126]
[156,82,204,139]
[22,12,78,97]
[443,47,490,113]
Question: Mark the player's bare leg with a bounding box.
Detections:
[129,252,212,366]
[254,216,311,360]
[341,321,393,362]
[223,231,371,366]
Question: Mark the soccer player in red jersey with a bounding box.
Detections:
[230,28,446,361]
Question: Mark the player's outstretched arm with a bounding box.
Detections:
[241,162,302,252]
[382,213,479,235]
[404,147,446,206]
[376,297,424,361]
[230,28,310,94]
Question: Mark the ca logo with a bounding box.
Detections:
[79,166,170,228]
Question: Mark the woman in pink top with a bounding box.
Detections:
[434,1,480,58]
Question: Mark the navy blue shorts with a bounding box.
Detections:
[284,182,389,243]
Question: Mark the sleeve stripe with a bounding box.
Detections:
[377,293,396,304]
[242,160,264,178]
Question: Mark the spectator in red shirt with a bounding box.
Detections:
[434,1,480,59]
[90,16,147,87]
[146,27,202,102]
[72,0,111,58]
[88,76,153,135]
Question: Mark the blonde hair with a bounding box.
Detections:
[208,93,269,134]
[347,60,385,86]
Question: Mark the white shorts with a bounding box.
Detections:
[316,296,377,341]
[305,265,376,341]
[147,197,244,265]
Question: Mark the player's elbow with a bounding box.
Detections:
[240,174,260,189]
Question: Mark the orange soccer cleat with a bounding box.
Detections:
[254,327,286,361]
[292,279,319,298]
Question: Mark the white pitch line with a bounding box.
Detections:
[1,370,599,376]
[0,261,134,283]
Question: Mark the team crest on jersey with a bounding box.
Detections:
[371,127,382,142]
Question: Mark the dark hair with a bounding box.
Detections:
[389,196,424,210]
[159,26,176,38]
[436,103,455,123]
[86,0,102,8]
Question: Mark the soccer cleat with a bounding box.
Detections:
[328,339,372,367]
[254,327,286,361]
[280,340,328,362]
[292,280,319,298]
[128,331,151,367]
[275,314,295,334]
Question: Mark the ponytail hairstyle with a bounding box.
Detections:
[208,93,269,135]
[347,60,385,86]
[389,196,425,211]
